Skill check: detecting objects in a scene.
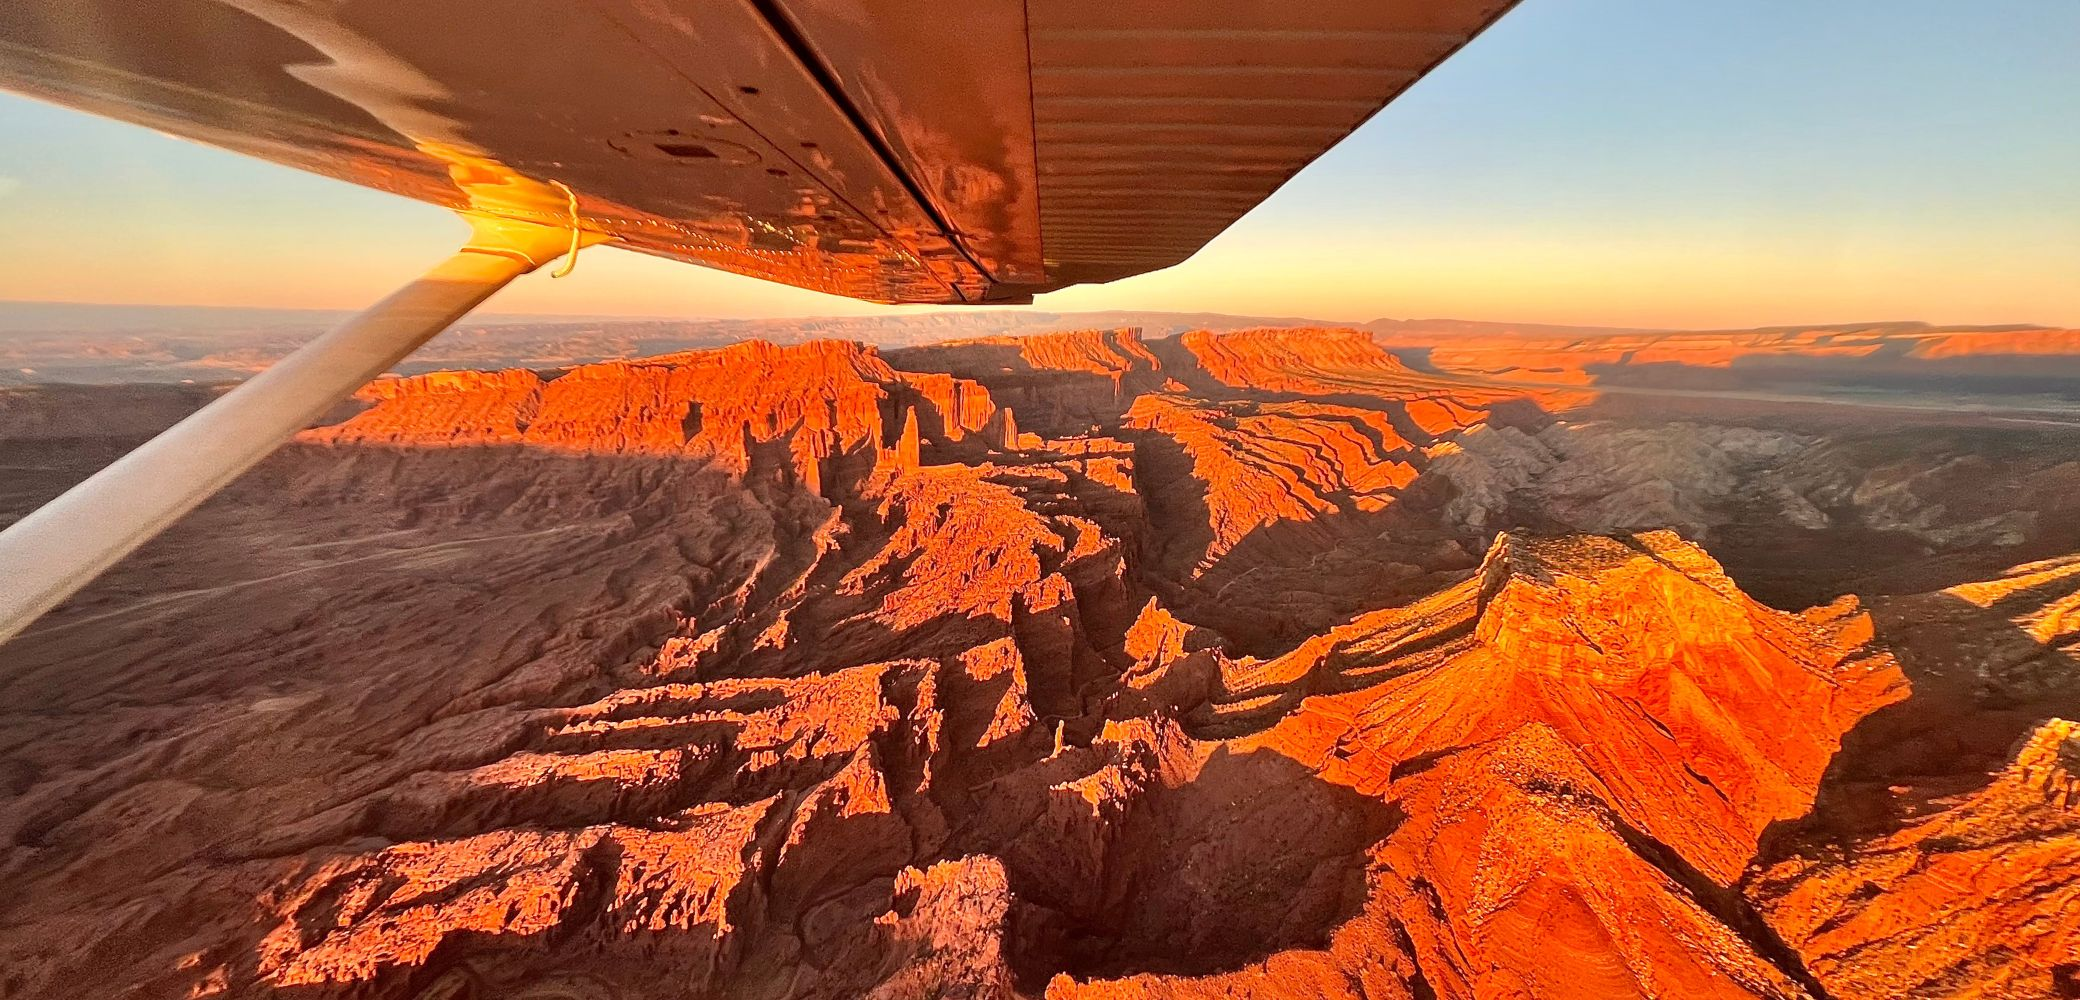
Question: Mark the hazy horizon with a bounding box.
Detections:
[0,297,2065,340]
[4,0,2077,329]
[7,3,2080,995]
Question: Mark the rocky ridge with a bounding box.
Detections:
[1,326,2077,999]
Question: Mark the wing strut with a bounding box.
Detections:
[0,214,592,646]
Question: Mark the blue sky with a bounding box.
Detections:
[1,0,2075,328]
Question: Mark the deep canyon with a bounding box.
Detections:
[1,324,2077,999]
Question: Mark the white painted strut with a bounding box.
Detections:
[0,214,586,647]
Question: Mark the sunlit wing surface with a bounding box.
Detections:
[0,0,1516,304]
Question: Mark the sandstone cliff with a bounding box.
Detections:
[3,326,2078,999]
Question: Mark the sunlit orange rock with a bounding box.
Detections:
[1052,531,1899,1000]
[7,327,2080,1000]
[1167,326,1576,435]
[888,328,1170,434]
[1909,326,2080,360]
[1751,719,2080,999]
[1228,532,1907,881]
[1735,551,2080,1000]
[1180,326,1413,393]
[1124,394,1420,574]
[308,338,1003,491]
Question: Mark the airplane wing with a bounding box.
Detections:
[0,0,1522,643]
[0,0,1517,304]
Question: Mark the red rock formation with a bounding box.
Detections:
[310,339,1003,493]
[1751,719,2080,999]
[1224,532,1906,878]
[887,328,1172,434]
[1165,327,1578,436]
[1052,532,1902,1000]
[1272,536,1896,856]
[1124,394,1420,573]
[4,328,2078,1000]
[1738,552,2080,1000]
[898,370,999,442]
[893,328,1161,384]
[1180,326,1414,394]
[884,405,923,473]
[1909,326,2080,360]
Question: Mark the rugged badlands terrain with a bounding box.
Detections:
[1,327,2077,999]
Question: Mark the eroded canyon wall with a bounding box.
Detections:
[2,327,2077,999]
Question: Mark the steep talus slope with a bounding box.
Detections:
[4,326,2080,999]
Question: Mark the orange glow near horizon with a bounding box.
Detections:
[8,205,2074,333]
[3,0,2077,331]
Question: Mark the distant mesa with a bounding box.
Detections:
[3,320,2079,999]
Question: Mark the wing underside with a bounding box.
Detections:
[0,0,1516,304]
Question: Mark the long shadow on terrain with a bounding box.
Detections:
[1577,348,2080,400]
[1123,432,1487,657]
[1753,588,2080,862]
[3,427,1417,997]
[1722,425,2080,609]
[1193,473,1483,656]
[992,745,1400,988]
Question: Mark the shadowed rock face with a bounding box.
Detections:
[2,327,2079,1000]
[1751,719,2080,1000]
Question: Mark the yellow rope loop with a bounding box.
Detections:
[460,245,544,267]
[550,180,584,279]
